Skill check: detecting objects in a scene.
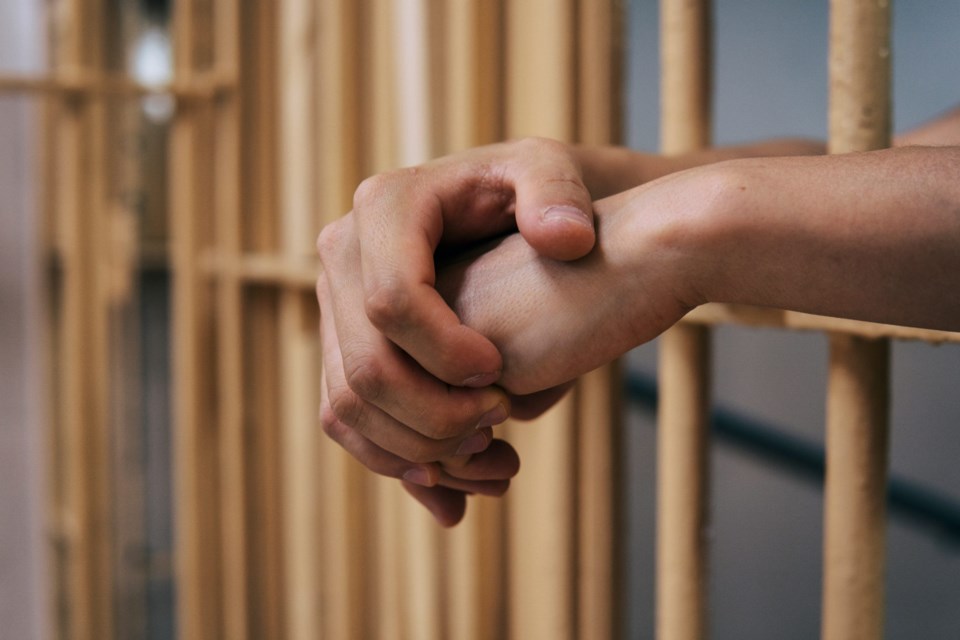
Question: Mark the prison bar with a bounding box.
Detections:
[0,72,234,99]
[504,1,579,637]
[822,3,893,638]
[210,0,251,637]
[48,1,117,638]
[278,0,322,636]
[312,1,371,638]
[656,0,713,639]
[16,0,952,637]
[441,4,509,639]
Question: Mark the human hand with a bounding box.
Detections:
[316,138,599,524]
[435,168,715,396]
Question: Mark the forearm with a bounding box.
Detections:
[685,146,960,330]
[575,103,960,200]
[573,138,825,198]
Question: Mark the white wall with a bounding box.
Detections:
[0,1,49,639]
[623,1,960,638]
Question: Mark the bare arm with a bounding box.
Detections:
[696,146,960,331]
[438,145,960,396]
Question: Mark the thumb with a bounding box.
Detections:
[511,139,596,261]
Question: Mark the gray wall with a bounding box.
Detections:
[622,1,960,638]
[0,1,49,639]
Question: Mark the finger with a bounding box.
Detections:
[440,439,521,482]
[437,474,510,497]
[318,233,510,440]
[351,177,505,387]
[320,371,441,487]
[509,138,596,261]
[319,284,496,460]
[402,481,468,527]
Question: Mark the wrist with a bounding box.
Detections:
[672,161,777,314]
[588,164,740,347]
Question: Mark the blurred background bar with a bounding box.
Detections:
[2,1,960,639]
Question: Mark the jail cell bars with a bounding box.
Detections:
[663,3,959,640]
[7,0,960,638]
[170,0,624,639]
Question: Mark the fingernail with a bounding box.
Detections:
[543,205,592,229]
[476,403,508,429]
[402,468,432,487]
[462,371,500,388]
[456,431,490,456]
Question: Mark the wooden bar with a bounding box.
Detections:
[51,0,116,637]
[365,2,405,638]
[239,3,287,633]
[576,366,622,640]
[244,289,287,640]
[576,2,624,638]
[660,0,712,154]
[278,0,321,636]
[504,2,578,638]
[170,0,224,636]
[212,0,249,636]
[315,0,368,637]
[443,0,502,153]
[657,1,712,639]
[685,304,960,345]
[822,2,892,639]
[391,3,445,639]
[656,324,710,640]
[441,3,507,639]
[822,336,890,640]
[0,72,235,99]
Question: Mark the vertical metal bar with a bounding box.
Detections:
[212,0,249,637]
[576,1,624,639]
[231,1,288,635]
[822,3,892,638]
[315,0,368,638]
[171,0,223,636]
[52,0,115,637]
[504,2,578,638]
[657,2,712,637]
[365,2,405,638]
[442,4,507,639]
[278,0,321,637]
[656,325,711,640]
[390,3,446,639]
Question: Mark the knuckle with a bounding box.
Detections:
[364,279,410,331]
[319,405,346,440]
[515,135,564,156]
[328,382,366,427]
[353,173,393,210]
[354,167,424,214]
[342,353,385,404]
[316,219,346,261]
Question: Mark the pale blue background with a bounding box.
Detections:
[622,1,960,638]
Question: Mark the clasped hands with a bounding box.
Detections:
[316,138,706,525]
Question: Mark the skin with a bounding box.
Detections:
[316,107,960,525]
[438,147,960,400]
